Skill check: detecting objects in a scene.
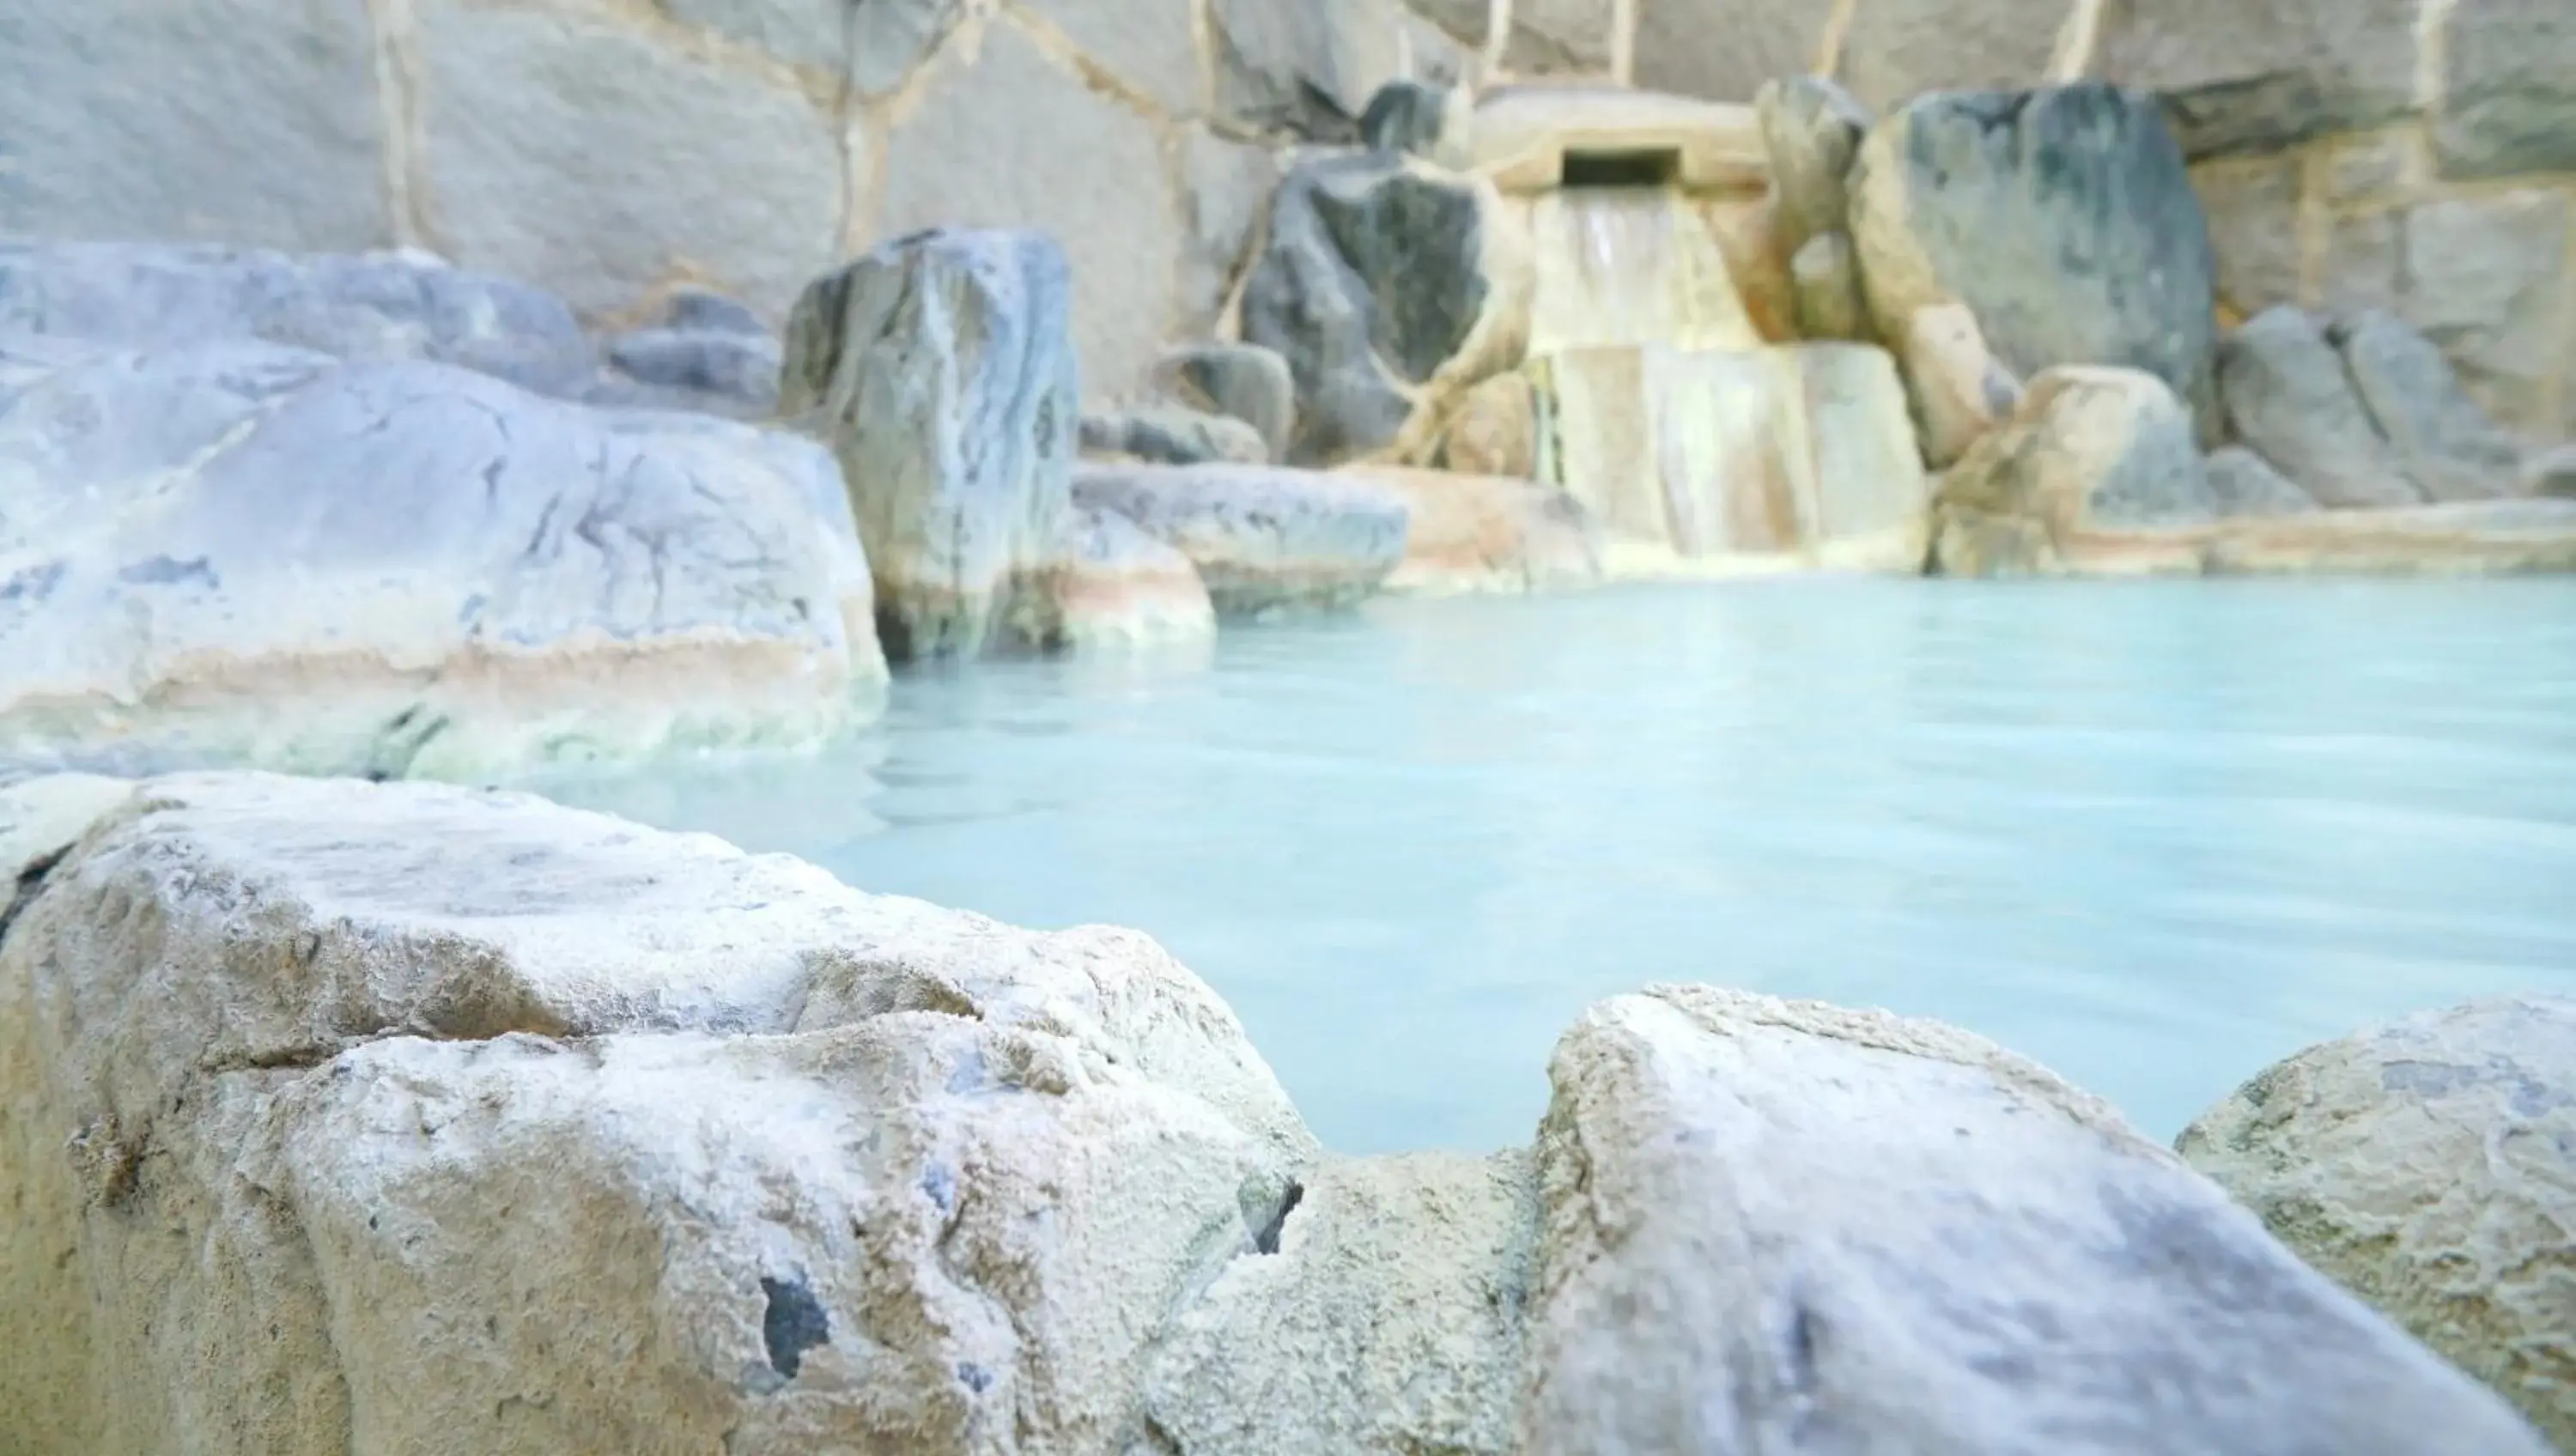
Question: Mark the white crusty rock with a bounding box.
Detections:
[0,772,1314,1456]
[0,336,884,780]
[1519,986,2554,1454]
[2180,998,2576,1451]
[1073,463,1411,615]
[781,229,1079,663]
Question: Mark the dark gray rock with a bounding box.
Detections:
[601,328,783,417]
[2332,310,2519,502]
[2435,0,2576,179]
[2216,307,2422,508]
[1358,80,1457,160]
[1241,153,1491,465]
[0,241,594,397]
[1153,343,1296,464]
[780,229,1078,664]
[1848,83,2223,443]
[2527,446,2576,500]
[1080,408,1268,466]
[1072,462,1408,615]
[2203,446,2321,516]
[1757,75,1874,252]
[660,288,769,337]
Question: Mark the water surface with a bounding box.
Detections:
[521,579,2576,1156]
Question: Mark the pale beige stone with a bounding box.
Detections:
[0,0,391,252]
[414,0,843,323]
[1899,302,2020,470]
[2397,191,2571,434]
[2318,209,2403,316]
[1836,0,2069,115]
[1790,231,1868,342]
[1631,0,1835,105]
[1046,504,1219,653]
[1439,372,1540,478]
[2093,0,2421,160]
[2193,155,2306,316]
[1932,365,2217,575]
[877,23,1179,403]
[1473,84,1767,193]
[1797,343,1929,567]
[1757,76,1874,252]
[2180,998,2576,1449]
[1353,464,1607,593]
[2323,130,2415,204]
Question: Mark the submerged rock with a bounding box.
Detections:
[781,229,1079,663]
[1933,365,2215,576]
[0,336,884,780]
[1072,462,1410,615]
[1521,986,2553,1454]
[2180,998,2576,1450]
[1240,152,1527,466]
[2217,306,2423,509]
[0,772,1315,1456]
[1154,342,1297,464]
[1848,82,2222,441]
[0,240,593,397]
[1080,407,1269,467]
[1044,504,1218,654]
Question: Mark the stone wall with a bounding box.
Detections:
[5,0,2570,431]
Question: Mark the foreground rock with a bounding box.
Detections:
[1240,152,1528,466]
[1931,366,2215,576]
[1044,506,1219,654]
[1522,986,2551,1453]
[0,336,884,780]
[2180,998,2576,1450]
[0,240,593,397]
[782,229,1078,662]
[2217,307,2425,509]
[1849,82,2221,440]
[0,773,1314,1455]
[1073,463,1410,615]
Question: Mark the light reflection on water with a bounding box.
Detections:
[517,578,2576,1156]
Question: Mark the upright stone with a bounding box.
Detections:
[1899,301,2022,469]
[1154,343,1298,464]
[1790,233,1869,342]
[781,231,1079,661]
[1932,366,2217,574]
[2180,998,2576,1452]
[1518,986,2555,1453]
[1756,76,1874,252]
[2216,306,2423,509]
[1848,83,2223,443]
[2333,311,2521,501]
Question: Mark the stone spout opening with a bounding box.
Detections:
[1559,148,1681,189]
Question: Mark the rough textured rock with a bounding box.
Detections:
[1757,76,1874,252]
[0,242,594,397]
[1835,0,2072,114]
[2334,311,2520,502]
[1354,465,1605,594]
[1044,505,1218,654]
[1630,0,1833,103]
[1209,0,1408,142]
[0,772,1315,1455]
[2194,156,2306,316]
[1072,463,1411,614]
[0,0,391,252]
[1900,301,2023,469]
[598,328,783,418]
[2434,0,2576,179]
[1241,153,1523,465]
[2216,306,2423,509]
[1437,372,1540,480]
[2179,998,2576,1451]
[1933,366,2217,575]
[1081,409,1269,467]
[1790,232,1869,342]
[2093,0,2421,159]
[1520,986,2555,1454]
[2396,191,2570,434]
[1145,1152,1536,1453]
[1849,83,2223,444]
[2202,498,2576,575]
[1154,343,1297,464]
[1358,80,1471,166]
[781,229,1078,663]
[878,21,1179,403]
[1022,0,1203,118]
[0,337,884,780]
[2203,445,2321,516]
[414,0,843,323]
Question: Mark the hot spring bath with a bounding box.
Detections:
[516,577,2576,1155]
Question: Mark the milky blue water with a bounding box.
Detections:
[521,579,2576,1156]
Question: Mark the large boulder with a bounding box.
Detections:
[2180,998,2576,1450]
[1519,986,2554,1453]
[0,241,593,397]
[781,230,1080,663]
[2216,306,2424,509]
[0,337,883,780]
[2331,310,2521,502]
[1848,82,2223,443]
[1931,366,2217,576]
[1072,463,1411,615]
[1240,152,1528,467]
[1042,505,1220,655]
[0,772,1315,1455]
